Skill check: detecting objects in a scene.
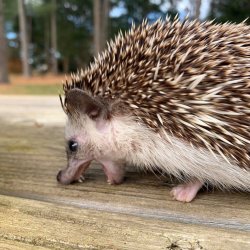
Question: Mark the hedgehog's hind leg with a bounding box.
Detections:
[170,180,204,202]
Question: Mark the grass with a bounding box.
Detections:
[0,84,61,95]
[0,75,64,95]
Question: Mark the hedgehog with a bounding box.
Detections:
[56,17,250,202]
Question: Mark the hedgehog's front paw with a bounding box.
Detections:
[170,180,203,202]
[100,160,126,185]
[77,175,85,183]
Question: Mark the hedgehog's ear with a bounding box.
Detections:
[65,89,107,119]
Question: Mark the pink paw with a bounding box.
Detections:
[101,161,125,185]
[170,181,203,202]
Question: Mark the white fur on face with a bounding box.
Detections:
[66,114,250,191]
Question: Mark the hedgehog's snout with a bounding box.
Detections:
[57,160,91,185]
[56,170,62,182]
[56,169,74,185]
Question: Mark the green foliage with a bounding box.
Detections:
[109,0,167,38]
[209,0,250,24]
[4,0,178,74]
[3,0,250,75]
[57,0,93,70]
[0,83,60,95]
[3,0,18,21]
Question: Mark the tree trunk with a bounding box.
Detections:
[209,0,216,18]
[0,0,9,83]
[51,0,58,74]
[94,0,101,56]
[194,0,201,19]
[93,0,109,56]
[101,0,109,50]
[18,0,31,77]
[191,0,201,19]
[63,57,69,73]
[44,16,50,72]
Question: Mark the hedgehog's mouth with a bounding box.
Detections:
[56,160,91,185]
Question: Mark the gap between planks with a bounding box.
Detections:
[0,190,249,232]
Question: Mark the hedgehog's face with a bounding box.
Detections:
[57,117,93,185]
[57,89,125,185]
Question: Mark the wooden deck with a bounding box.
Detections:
[0,96,249,249]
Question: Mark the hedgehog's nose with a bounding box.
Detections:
[56,170,62,183]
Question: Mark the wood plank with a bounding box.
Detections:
[0,122,249,233]
[0,239,48,250]
[0,95,250,249]
[0,194,250,250]
[0,95,65,126]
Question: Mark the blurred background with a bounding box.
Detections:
[0,0,249,94]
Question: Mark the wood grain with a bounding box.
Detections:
[1,194,250,250]
[0,96,249,249]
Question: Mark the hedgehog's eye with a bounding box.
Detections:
[68,140,78,152]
